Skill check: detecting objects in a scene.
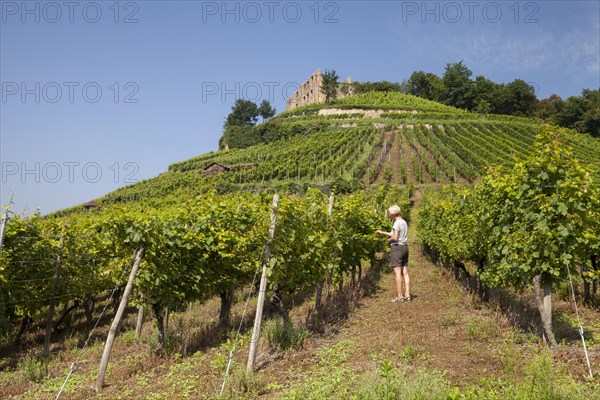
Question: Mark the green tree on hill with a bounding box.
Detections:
[223,99,259,129]
[258,99,276,121]
[321,69,339,103]
[406,71,443,101]
[441,61,475,110]
[472,75,501,114]
[505,79,537,116]
[353,80,403,94]
[535,94,564,120]
[401,61,597,137]
[535,89,599,137]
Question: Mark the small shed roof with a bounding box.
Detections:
[83,200,99,209]
[203,162,230,171]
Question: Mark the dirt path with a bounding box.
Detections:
[334,203,506,385]
[387,128,402,185]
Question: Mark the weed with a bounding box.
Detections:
[18,354,49,383]
[210,350,229,372]
[217,368,264,400]
[318,339,355,367]
[448,285,467,307]
[465,315,500,340]
[280,340,356,400]
[265,319,306,351]
[121,329,136,346]
[439,311,459,328]
[400,344,423,364]
[378,359,394,379]
[354,365,450,399]
[496,337,521,378]
[461,350,600,399]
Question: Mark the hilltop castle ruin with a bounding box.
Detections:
[285,69,354,111]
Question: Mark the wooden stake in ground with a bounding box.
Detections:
[135,299,144,344]
[246,194,279,375]
[43,229,65,357]
[96,247,144,390]
[0,213,7,254]
[315,194,334,311]
[533,273,557,348]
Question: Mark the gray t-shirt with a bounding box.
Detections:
[390,218,408,245]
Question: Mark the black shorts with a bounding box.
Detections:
[390,244,408,267]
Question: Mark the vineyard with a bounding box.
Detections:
[1,91,600,399]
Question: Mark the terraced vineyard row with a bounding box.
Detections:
[170,126,380,181]
[62,121,598,214]
[373,121,599,186]
[80,127,385,210]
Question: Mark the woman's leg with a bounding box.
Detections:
[402,266,410,298]
[393,266,404,299]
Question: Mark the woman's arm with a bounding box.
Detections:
[376,229,399,243]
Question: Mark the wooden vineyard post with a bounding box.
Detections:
[315,195,334,311]
[246,194,279,375]
[96,247,144,390]
[135,296,144,344]
[165,307,170,333]
[43,227,65,357]
[0,213,7,254]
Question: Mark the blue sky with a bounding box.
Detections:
[1,0,599,214]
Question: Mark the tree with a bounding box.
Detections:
[354,81,403,93]
[258,99,276,122]
[473,75,503,114]
[321,69,339,103]
[441,61,475,110]
[580,89,600,137]
[537,89,599,137]
[224,99,259,130]
[506,79,537,116]
[535,94,564,121]
[582,106,600,138]
[407,71,443,101]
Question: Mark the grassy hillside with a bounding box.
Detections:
[49,91,599,217]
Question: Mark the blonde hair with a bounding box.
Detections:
[388,205,401,216]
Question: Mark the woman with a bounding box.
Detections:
[376,205,411,302]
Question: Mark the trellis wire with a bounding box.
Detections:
[565,252,593,379]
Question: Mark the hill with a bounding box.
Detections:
[51,91,600,216]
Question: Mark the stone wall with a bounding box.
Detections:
[285,69,354,111]
[285,69,325,111]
